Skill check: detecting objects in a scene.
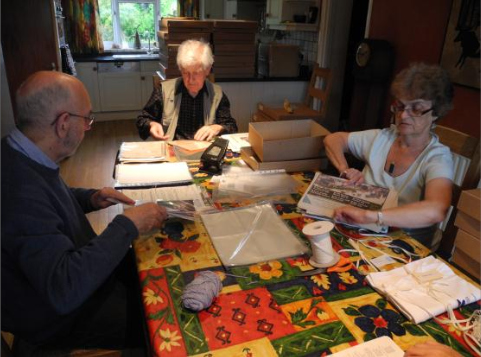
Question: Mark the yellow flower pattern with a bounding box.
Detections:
[339,272,358,284]
[311,274,330,289]
[159,328,182,352]
[249,261,283,280]
[143,288,163,306]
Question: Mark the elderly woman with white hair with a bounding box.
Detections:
[136,39,238,141]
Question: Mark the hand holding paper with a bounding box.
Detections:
[91,187,135,209]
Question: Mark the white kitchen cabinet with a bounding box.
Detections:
[203,0,224,19]
[140,61,159,105]
[224,0,237,19]
[75,62,101,112]
[266,0,320,31]
[76,61,159,113]
[97,62,142,112]
[266,0,282,24]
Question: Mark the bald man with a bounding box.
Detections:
[1,71,167,353]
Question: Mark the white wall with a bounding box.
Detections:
[220,81,308,132]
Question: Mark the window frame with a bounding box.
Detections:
[110,0,160,49]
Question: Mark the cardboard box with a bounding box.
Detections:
[454,228,480,263]
[452,248,480,280]
[213,20,258,31]
[457,188,480,221]
[241,147,327,172]
[248,120,330,162]
[213,32,256,43]
[454,211,480,239]
[258,102,322,121]
[258,44,300,78]
[214,44,256,55]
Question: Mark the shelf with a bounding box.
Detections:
[268,23,318,31]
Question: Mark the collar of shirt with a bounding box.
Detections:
[176,80,209,98]
[6,127,58,169]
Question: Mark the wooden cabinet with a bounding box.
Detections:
[2,0,60,114]
[75,62,101,112]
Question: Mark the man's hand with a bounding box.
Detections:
[123,203,168,234]
[149,121,169,140]
[90,187,135,209]
[404,341,463,357]
[194,124,223,141]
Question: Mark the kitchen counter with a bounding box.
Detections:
[74,52,160,62]
[73,53,310,82]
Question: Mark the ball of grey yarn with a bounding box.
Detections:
[181,271,222,311]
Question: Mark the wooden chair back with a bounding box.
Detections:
[434,124,480,256]
[304,65,332,119]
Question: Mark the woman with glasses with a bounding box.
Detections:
[324,63,454,249]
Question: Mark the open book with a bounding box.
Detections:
[298,172,398,233]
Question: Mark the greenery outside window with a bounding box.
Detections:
[99,0,177,50]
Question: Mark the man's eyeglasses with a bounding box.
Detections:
[390,100,433,117]
[51,112,95,128]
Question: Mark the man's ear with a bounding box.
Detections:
[53,112,70,138]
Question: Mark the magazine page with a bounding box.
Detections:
[298,172,398,233]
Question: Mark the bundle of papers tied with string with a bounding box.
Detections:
[366,256,480,324]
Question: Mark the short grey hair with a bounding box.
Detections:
[16,75,72,131]
[176,39,214,71]
[391,63,454,118]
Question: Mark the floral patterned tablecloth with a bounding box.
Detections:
[133,155,479,357]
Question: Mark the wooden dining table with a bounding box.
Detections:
[131,152,480,357]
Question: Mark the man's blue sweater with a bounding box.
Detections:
[1,139,138,344]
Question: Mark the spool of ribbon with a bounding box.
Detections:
[302,221,339,268]
[181,271,222,311]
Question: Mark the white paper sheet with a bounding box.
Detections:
[329,336,404,357]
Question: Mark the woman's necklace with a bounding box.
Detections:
[387,135,432,176]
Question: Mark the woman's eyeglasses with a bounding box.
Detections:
[50,112,95,128]
[390,101,433,117]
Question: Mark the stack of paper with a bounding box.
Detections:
[220,133,251,153]
[118,141,167,163]
[114,162,193,188]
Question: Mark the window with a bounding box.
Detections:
[99,0,177,50]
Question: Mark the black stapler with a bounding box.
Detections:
[199,138,229,174]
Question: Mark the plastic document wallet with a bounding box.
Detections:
[201,202,309,266]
